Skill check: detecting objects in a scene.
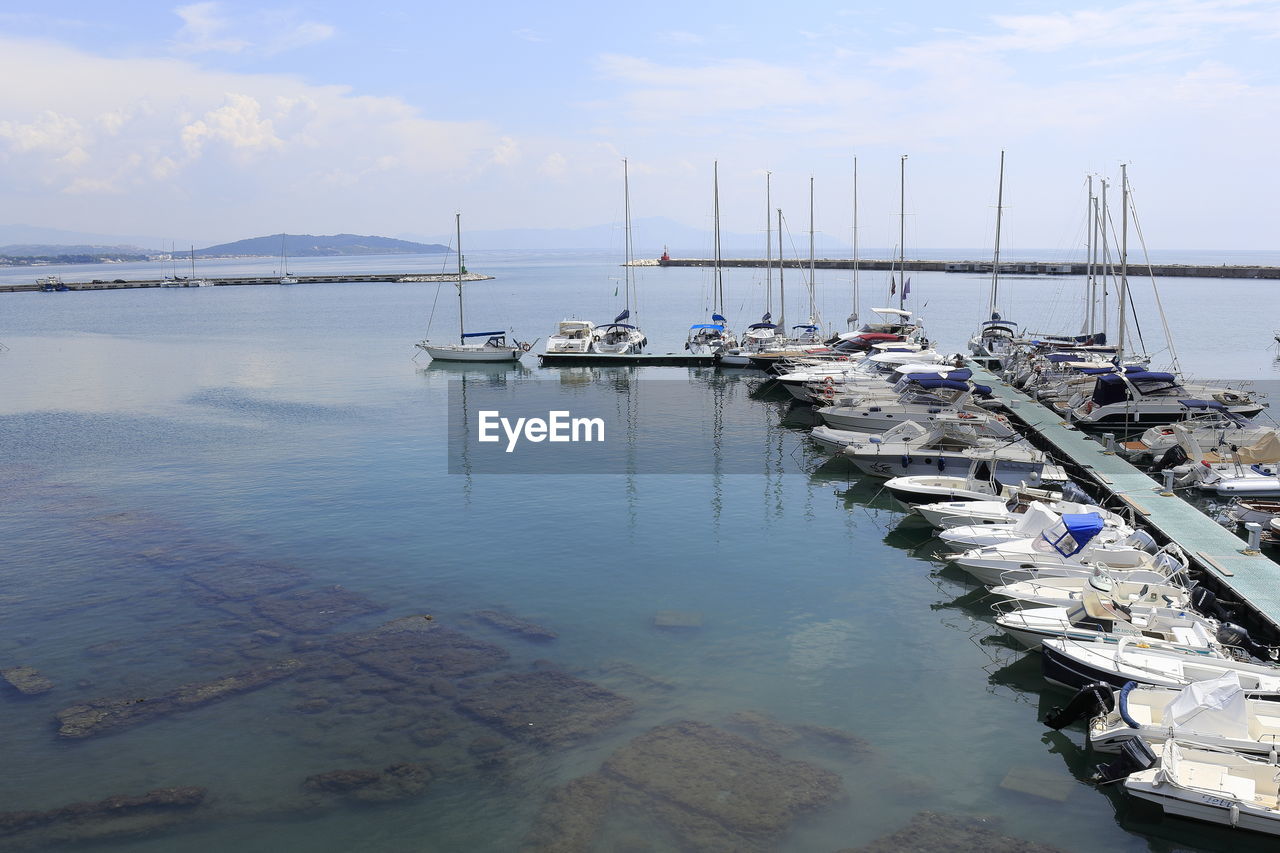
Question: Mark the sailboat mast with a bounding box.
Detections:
[987,150,1005,321]
[765,171,773,316]
[850,156,859,330]
[1085,176,1096,338]
[1117,164,1129,362]
[898,154,907,312]
[714,161,723,315]
[777,209,786,334]
[808,175,816,323]
[623,158,634,315]
[455,213,465,344]
[190,245,196,279]
[1099,179,1110,342]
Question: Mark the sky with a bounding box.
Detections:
[1,0,1278,250]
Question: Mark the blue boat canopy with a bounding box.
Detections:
[912,378,970,392]
[1041,512,1106,557]
[688,324,725,331]
[711,313,727,324]
[903,368,972,383]
[1045,353,1077,363]
[1179,398,1226,410]
[747,322,778,330]
[982,320,1017,328]
[1125,371,1177,383]
[462,331,505,338]
[793,324,818,330]
[599,323,637,330]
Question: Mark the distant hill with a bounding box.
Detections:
[0,243,152,257]
[197,233,450,258]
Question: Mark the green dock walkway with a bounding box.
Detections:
[967,364,1280,635]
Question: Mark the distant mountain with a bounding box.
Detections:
[197,233,450,258]
[0,243,153,257]
[0,224,165,251]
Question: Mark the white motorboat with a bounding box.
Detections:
[840,418,1066,484]
[883,456,1061,508]
[1090,676,1280,756]
[988,568,1187,611]
[545,319,598,354]
[952,513,1188,587]
[1172,428,1280,497]
[1041,636,1280,693]
[939,502,1081,552]
[778,349,942,402]
[1127,399,1274,464]
[817,378,1000,435]
[1124,740,1280,836]
[912,482,1106,529]
[416,215,525,363]
[1063,370,1264,430]
[993,587,1220,654]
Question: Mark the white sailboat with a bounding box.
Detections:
[278,234,297,285]
[189,246,211,287]
[686,161,735,355]
[594,158,647,354]
[968,151,1019,361]
[416,214,525,362]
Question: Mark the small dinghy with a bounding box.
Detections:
[1123,739,1280,836]
[1089,676,1280,756]
[1041,635,1280,692]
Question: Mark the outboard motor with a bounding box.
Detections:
[1189,585,1233,623]
[1216,622,1274,661]
[1094,737,1157,785]
[1152,443,1188,473]
[1060,482,1092,505]
[1044,681,1115,730]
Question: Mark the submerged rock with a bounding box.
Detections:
[470,609,559,642]
[526,720,844,852]
[652,610,703,630]
[0,786,207,840]
[56,658,305,738]
[303,763,431,803]
[457,671,633,746]
[184,561,310,601]
[1,665,54,696]
[327,616,509,682]
[254,586,386,633]
[843,811,1067,853]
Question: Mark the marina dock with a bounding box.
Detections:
[538,352,715,367]
[0,272,493,294]
[967,362,1280,638]
[657,257,1280,280]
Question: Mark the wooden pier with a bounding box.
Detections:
[657,257,1280,280]
[967,362,1280,639]
[0,272,492,294]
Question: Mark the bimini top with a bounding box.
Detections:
[688,324,725,331]
[1039,512,1105,557]
[871,308,912,318]
[911,378,993,397]
[902,368,973,383]
[1179,398,1227,410]
[462,330,505,338]
[598,323,637,330]
[1078,364,1145,375]
[747,322,778,330]
[792,324,819,330]
[1099,370,1177,384]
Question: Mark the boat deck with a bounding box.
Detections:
[967,363,1280,635]
[538,353,715,367]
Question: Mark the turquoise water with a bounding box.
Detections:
[1,254,1278,851]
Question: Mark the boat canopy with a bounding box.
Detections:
[793,324,818,330]
[462,331,505,339]
[871,308,912,318]
[1092,371,1182,406]
[1078,365,1144,375]
[1038,512,1105,557]
[747,322,778,330]
[688,324,725,331]
[1162,674,1249,738]
[599,323,637,330]
[901,368,972,382]
[911,378,991,397]
[982,320,1017,328]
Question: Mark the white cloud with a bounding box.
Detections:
[171,2,335,56]
[539,152,568,177]
[490,136,521,166]
[513,28,547,43]
[173,2,250,54]
[182,93,283,158]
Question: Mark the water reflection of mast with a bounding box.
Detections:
[709,368,726,530]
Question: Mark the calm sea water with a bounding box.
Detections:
[1,252,1278,852]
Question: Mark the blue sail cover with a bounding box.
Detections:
[462,331,505,338]
[1127,371,1177,384]
[613,309,631,323]
[793,324,818,330]
[913,378,970,392]
[903,368,973,384]
[711,313,727,324]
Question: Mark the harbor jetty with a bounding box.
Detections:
[0,272,493,294]
[656,257,1280,279]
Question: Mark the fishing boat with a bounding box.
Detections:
[1123,739,1280,836]
[1089,676,1280,756]
[278,234,297,285]
[416,214,525,362]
